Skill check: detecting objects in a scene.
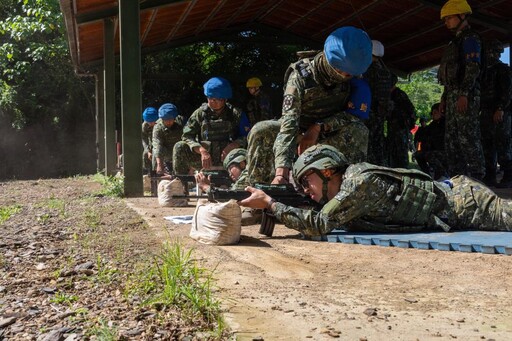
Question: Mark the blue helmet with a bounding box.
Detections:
[203,77,232,99]
[158,103,178,120]
[324,26,372,76]
[142,107,158,123]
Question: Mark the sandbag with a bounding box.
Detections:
[190,199,241,245]
[158,179,188,207]
[143,174,151,193]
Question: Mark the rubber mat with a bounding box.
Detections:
[316,230,512,255]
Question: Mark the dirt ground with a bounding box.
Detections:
[127,189,512,341]
[2,177,512,340]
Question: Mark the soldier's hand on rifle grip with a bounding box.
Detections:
[238,186,272,209]
[194,172,211,193]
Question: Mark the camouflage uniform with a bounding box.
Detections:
[387,87,416,168]
[151,117,184,172]
[247,53,368,184]
[142,121,154,172]
[270,163,512,237]
[173,103,245,174]
[363,59,394,166]
[245,89,274,125]
[438,26,484,178]
[232,169,249,190]
[479,56,512,184]
[423,117,449,179]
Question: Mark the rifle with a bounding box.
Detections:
[173,183,320,237]
[150,169,233,196]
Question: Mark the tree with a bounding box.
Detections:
[397,68,443,121]
[0,0,95,179]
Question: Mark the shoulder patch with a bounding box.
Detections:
[282,94,294,111]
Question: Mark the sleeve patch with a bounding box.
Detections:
[282,94,294,111]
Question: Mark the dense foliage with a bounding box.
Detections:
[397,68,443,122]
[0,0,96,179]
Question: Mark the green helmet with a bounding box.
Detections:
[223,148,247,169]
[293,144,349,184]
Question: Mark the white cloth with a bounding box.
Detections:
[164,215,194,224]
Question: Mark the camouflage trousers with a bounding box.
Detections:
[247,115,368,184]
[151,147,173,172]
[366,113,387,166]
[444,91,485,177]
[172,141,202,175]
[386,128,409,169]
[446,175,512,231]
[480,108,512,175]
[143,149,152,172]
[173,141,224,175]
[424,150,449,180]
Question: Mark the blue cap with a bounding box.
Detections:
[324,26,372,76]
[142,107,158,123]
[346,77,371,120]
[158,103,178,120]
[203,77,232,99]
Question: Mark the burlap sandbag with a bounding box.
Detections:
[158,179,188,207]
[190,199,241,245]
[143,174,151,193]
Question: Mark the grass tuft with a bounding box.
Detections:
[126,241,226,334]
[92,173,124,197]
[0,204,22,224]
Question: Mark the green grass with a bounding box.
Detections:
[0,204,22,224]
[88,318,118,340]
[50,291,79,305]
[83,207,100,229]
[39,195,67,217]
[94,255,118,284]
[126,241,226,335]
[92,173,124,198]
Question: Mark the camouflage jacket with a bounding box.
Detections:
[152,117,185,158]
[142,122,154,153]
[272,163,452,236]
[438,26,481,97]
[274,54,352,169]
[389,87,416,131]
[363,59,394,118]
[182,103,246,151]
[480,61,512,111]
[233,169,249,190]
[245,90,274,125]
